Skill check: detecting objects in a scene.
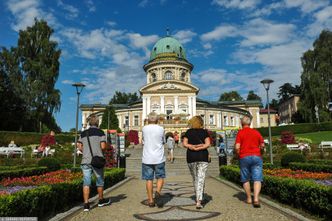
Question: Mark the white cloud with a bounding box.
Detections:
[249,2,284,17]
[200,24,237,41]
[79,66,146,103]
[240,18,295,46]
[173,30,197,44]
[57,0,79,19]
[307,5,332,37]
[283,0,329,14]
[138,0,149,7]
[85,0,96,12]
[106,20,117,27]
[212,0,261,10]
[61,79,75,85]
[6,0,57,31]
[127,33,159,56]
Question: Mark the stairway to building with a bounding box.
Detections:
[125,145,220,177]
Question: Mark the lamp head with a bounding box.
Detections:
[72,82,86,94]
[260,79,274,90]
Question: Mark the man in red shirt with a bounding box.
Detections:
[235,116,264,208]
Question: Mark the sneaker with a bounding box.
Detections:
[98,198,111,207]
[154,191,162,208]
[83,203,90,212]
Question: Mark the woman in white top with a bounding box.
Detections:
[166,134,175,163]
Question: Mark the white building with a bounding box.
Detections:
[81,36,262,135]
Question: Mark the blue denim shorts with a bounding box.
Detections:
[81,164,104,187]
[239,156,263,183]
[142,162,166,180]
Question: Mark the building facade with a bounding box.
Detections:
[278,95,300,124]
[80,36,262,136]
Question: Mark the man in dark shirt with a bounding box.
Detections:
[77,115,110,211]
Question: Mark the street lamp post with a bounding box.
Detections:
[261,79,274,165]
[72,82,86,168]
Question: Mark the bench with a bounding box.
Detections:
[31,146,56,157]
[319,141,332,151]
[286,143,311,152]
[0,147,25,158]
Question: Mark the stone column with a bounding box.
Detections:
[147,96,151,114]
[188,96,192,117]
[161,96,165,114]
[174,96,178,113]
[192,96,196,116]
[142,96,146,124]
[256,111,260,128]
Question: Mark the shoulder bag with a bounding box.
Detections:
[86,129,106,169]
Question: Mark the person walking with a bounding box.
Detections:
[77,115,110,212]
[142,112,166,208]
[182,116,210,209]
[166,133,175,163]
[235,116,265,208]
[174,131,179,147]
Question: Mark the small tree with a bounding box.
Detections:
[281,131,295,144]
[100,105,119,130]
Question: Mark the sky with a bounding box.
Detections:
[1,0,332,131]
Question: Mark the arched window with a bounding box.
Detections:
[181,72,186,81]
[151,73,157,82]
[164,71,173,80]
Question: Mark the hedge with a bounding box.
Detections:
[289,162,332,173]
[0,167,49,181]
[308,159,332,165]
[256,122,332,137]
[0,168,125,219]
[0,131,75,146]
[220,166,332,218]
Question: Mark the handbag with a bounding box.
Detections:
[86,129,106,169]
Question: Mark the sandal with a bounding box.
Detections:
[253,201,261,208]
[148,202,155,208]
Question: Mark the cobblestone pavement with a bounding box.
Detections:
[65,175,292,221]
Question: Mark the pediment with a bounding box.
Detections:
[140,80,199,94]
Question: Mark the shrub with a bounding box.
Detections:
[281,152,306,167]
[256,122,332,137]
[281,131,295,144]
[0,168,125,219]
[220,166,332,218]
[263,163,281,169]
[308,159,332,165]
[289,162,332,173]
[0,167,48,181]
[37,158,61,171]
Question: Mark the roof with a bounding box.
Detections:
[260,108,278,114]
[218,100,262,106]
[149,36,186,61]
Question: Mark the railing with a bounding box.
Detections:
[159,119,188,125]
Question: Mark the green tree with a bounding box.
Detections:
[299,30,332,122]
[219,91,243,101]
[110,91,140,104]
[268,98,279,110]
[17,19,61,131]
[0,48,26,131]
[246,90,262,101]
[278,83,300,103]
[100,105,119,130]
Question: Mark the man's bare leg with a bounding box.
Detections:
[253,181,261,202]
[146,180,154,203]
[83,186,90,204]
[243,182,252,203]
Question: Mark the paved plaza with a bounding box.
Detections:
[64,175,296,221]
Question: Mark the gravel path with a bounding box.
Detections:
[65,175,293,221]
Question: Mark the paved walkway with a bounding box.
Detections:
[65,175,294,221]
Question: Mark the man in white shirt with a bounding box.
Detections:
[142,112,166,208]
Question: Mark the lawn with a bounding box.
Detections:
[295,131,332,144]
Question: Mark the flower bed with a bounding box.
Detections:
[264,168,332,179]
[0,168,125,219]
[0,167,49,181]
[0,170,81,187]
[220,166,331,218]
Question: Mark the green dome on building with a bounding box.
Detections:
[149,36,186,61]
